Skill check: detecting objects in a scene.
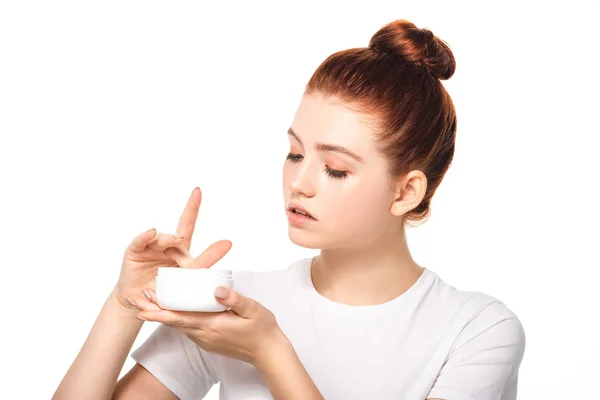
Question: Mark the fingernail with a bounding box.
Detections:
[126,297,137,308]
[146,228,156,233]
[214,286,229,299]
[142,289,152,301]
[173,233,184,239]
[135,315,146,321]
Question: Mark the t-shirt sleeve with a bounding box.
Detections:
[427,300,526,400]
[131,323,219,400]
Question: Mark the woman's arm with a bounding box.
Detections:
[255,334,324,400]
[135,286,323,400]
[52,289,176,400]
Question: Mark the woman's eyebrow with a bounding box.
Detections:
[287,127,365,164]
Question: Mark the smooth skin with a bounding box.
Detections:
[53,92,452,399]
[52,187,323,400]
[54,93,450,399]
[53,188,229,399]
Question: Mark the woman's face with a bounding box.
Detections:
[282,92,401,250]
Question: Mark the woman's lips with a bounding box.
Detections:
[286,209,318,225]
[287,203,317,220]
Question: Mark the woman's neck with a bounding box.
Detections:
[311,228,424,306]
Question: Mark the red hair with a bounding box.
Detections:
[305,19,457,226]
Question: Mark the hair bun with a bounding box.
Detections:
[368,19,456,80]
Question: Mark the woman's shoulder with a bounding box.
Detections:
[425,269,526,350]
[428,269,521,320]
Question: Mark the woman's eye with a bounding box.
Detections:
[287,153,348,180]
[325,166,348,180]
[286,153,303,162]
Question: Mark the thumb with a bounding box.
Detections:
[214,287,256,318]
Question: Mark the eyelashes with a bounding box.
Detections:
[286,153,303,163]
[286,153,348,180]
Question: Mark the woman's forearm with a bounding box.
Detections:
[255,335,324,400]
[52,289,143,400]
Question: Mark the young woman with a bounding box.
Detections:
[53,19,526,400]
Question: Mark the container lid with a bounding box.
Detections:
[157,267,232,278]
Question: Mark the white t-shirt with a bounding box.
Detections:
[131,257,526,400]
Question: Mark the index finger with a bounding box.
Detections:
[176,187,202,250]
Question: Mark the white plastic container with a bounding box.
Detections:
[155,267,234,312]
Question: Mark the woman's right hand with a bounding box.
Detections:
[112,187,232,313]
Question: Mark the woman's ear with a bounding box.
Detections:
[390,170,428,217]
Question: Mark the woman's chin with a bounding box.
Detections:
[288,230,326,249]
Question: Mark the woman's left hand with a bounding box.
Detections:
[134,286,285,366]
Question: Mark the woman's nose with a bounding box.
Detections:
[288,161,316,198]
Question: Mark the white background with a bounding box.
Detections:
[1,1,598,399]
